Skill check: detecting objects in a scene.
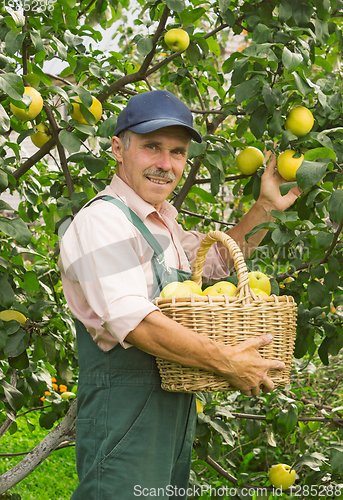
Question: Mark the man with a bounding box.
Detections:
[59,90,300,499]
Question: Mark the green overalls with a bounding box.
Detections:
[71,196,197,500]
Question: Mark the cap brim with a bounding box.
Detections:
[129,119,202,143]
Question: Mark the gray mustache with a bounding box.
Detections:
[143,168,176,182]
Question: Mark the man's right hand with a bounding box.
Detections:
[222,334,286,396]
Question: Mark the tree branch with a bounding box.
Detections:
[0,399,77,494]
[173,157,204,212]
[44,103,75,210]
[96,5,170,103]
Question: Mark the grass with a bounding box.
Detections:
[0,411,78,500]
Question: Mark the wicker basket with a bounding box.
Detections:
[153,230,297,393]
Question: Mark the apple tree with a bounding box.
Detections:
[0,0,343,497]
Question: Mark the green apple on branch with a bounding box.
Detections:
[268,464,296,489]
[164,28,190,52]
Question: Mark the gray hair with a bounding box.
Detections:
[118,129,132,150]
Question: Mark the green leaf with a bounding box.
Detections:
[0,169,9,190]
[315,18,330,45]
[279,0,292,22]
[262,85,278,111]
[282,46,303,72]
[0,217,32,246]
[296,161,328,190]
[0,104,10,134]
[39,411,58,430]
[84,155,107,175]
[58,130,81,154]
[185,42,201,65]
[187,141,207,159]
[41,335,56,362]
[318,336,331,365]
[137,37,153,56]
[271,227,293,245]
[235,79,260,104]
[23,271,40,294]
[293,72,312,96]
[252,24,271,43]
[206,37,221,57]
[4,329,29,358]
[245,418,262,440]
[209,419,234,446]
[293,453,324,471]
[293,2,312,25]
[328,189,343,224]
[331,450,343,473]
[250,105,269,139]
[64,30,83,48]
[268,109,283,137]
[189,186,217,204]
[0,73,24,100]
[304,147,336,161]
[0,276,15,308]
[270,210,298,223]
[307,280,330,307]
[0,380,24,412]
[315,231,333,249]
[9,350,29,370]
[99,116,117,138]
[52,36,68,60]
[164,0,185,12]
[276,408,297,436]
[5,31,26,57]
[245,222,278,242]
[30,30,44,52]
[6,9,25,27]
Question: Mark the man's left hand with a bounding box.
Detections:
[258,153,302,214]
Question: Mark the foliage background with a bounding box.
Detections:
[0,0,343,498]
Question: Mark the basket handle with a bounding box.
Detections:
[191,230,251,300]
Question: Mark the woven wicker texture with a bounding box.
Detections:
[153,231,297,393]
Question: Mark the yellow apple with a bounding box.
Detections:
[202,286,222,296]
[284,106,314,137]
[164,28,190,52]
[0,310,27,324]
[196,399,203,414]
[160,281,192,298]
[248,271,271,295]
[71,96,103,125]
[182,280,203,295]
[61,391,76,400]
[277,149,304,181]
[212,281,237,296]
[31,123,52,148]
[251,287,269,297]
[268,464,296,489]
[235,146,264,175]
[10,87,43,121]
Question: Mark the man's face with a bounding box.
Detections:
[111,126,190,211]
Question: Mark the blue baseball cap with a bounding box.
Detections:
[114,90,202,143]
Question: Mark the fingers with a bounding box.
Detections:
[256,333,274,347]
[265,153,277,169]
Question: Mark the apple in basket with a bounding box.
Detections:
[248,271,271,295]
[202,281,236,297]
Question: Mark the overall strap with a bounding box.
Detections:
[87,195,166,260]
